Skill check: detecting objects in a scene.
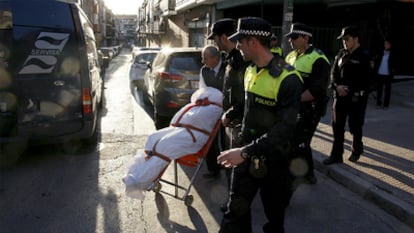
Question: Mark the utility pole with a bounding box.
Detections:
[281,0,293,56]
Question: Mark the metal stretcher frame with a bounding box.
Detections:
[147,119,222,206]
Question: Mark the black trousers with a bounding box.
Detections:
[376,74,393,107]
[293,106,321,177]
[331,95,368,158]
[219,160,293,233]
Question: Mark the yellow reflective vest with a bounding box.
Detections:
[244,60,302,104]
[270,46,283,57]
[285,48,329,79]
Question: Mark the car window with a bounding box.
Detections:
[135,53,157,64]
[169,53,202,73]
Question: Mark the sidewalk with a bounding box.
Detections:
[311,79,414,229]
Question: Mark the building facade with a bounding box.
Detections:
[137,0,414,75]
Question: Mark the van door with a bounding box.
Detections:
[10,1,84,137]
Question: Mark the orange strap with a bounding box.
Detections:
[144,140,171,163]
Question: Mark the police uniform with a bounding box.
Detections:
[285,23,331,183]
[220,17,303,233]
[324,26,373,164]
[270,46,283,57]
[270,34,283,57]
[222,47,248,148]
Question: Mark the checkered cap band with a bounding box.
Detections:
[239,29,272,37]
[290,30,312,37]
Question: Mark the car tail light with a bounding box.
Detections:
[82,88,93,114]
[158,71,183,82]
[166,101,179,108]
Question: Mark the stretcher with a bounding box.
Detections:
[144,102,222,206]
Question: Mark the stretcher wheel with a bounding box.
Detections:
[184,195,194,206]
[152,182,162,193]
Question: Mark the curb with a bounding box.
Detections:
[313,152,414,229]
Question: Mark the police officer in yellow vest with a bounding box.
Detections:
[217,17,303,233]
[285,23,330,185]
[270,34,283,57]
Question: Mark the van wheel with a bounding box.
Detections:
[82,127,99,152]
[61,129,98,155]
[0,142,27,168]
[61,139,83,155]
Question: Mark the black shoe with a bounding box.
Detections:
[348,153,360,162]
[323,157,343,165]
[203,171,220,180]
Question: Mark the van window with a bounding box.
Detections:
[78,9,99,68]
[13,2,73,29]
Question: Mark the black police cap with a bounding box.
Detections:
[207,18,237,40]
[228,17,272,42]
[285,23,312,38]
[337,26,359,39]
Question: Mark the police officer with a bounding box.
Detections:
[217,17,303,233]
[207,18,248,149]
[270,34,283,57]
[323,26,373,165]
[285,23,330,184]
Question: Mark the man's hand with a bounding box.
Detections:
[336,85,349,97]
[217,148,245,168]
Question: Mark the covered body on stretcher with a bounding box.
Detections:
[123,87,223,200]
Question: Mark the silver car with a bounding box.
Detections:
[143,47,202,129]
[129,50,159,91]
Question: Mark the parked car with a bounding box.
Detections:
[99,47,114,61]
[132,46,161,60]
[0,0,103,166]
[109,45,122,57]
[129,50,159,91]
[97,49,109,71]
[143,47,202,129]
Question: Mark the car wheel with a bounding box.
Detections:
[154,112,170,130]
[142,90,151,106]
[135,82,143,92]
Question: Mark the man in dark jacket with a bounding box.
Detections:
[199,45,226,179]
[323,26,373,165]
[207,18,249,150]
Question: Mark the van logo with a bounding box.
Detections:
[54,80,65,86]
[18,32,70,74]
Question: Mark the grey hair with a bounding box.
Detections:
[202,45,220,59]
